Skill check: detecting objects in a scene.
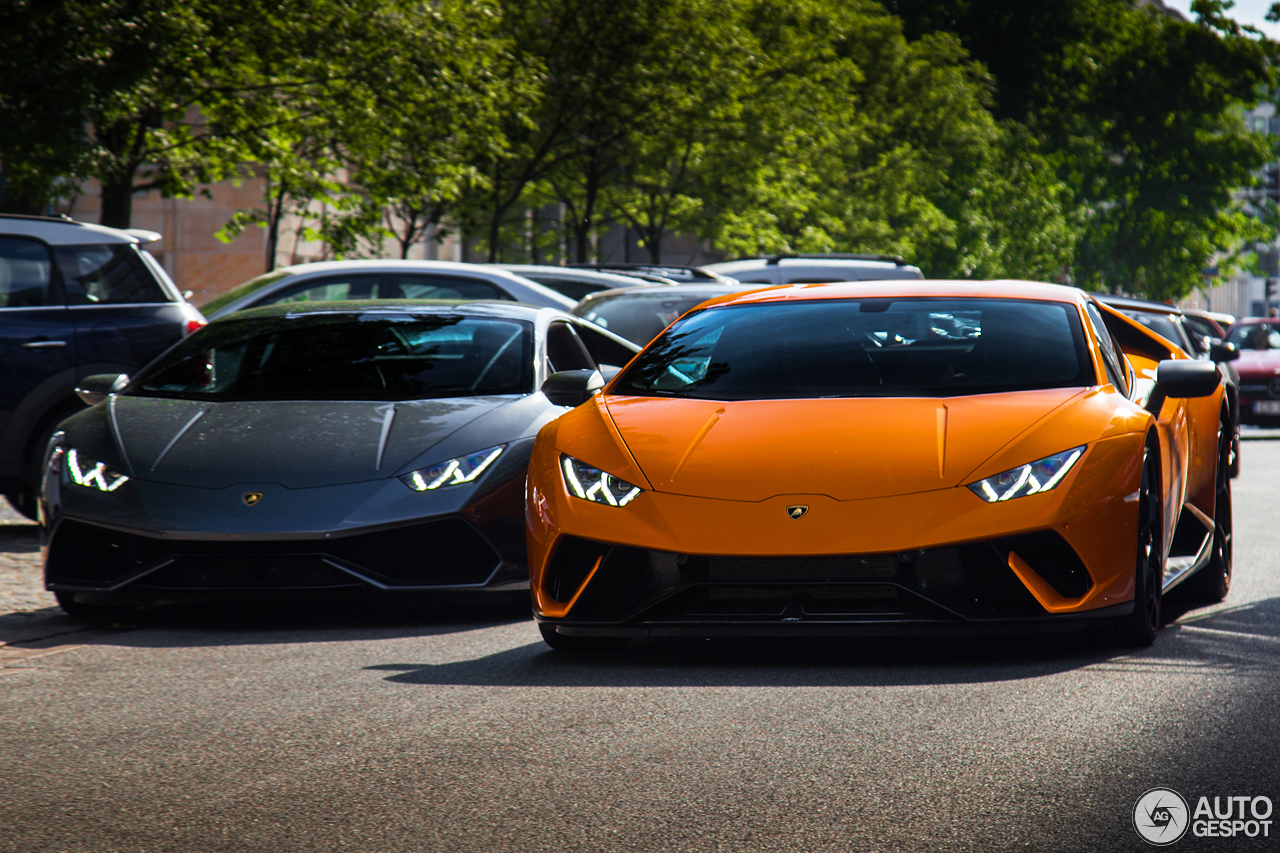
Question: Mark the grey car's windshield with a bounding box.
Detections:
[612,297,1093,400]
[132,314,534,401]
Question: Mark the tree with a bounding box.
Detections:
[886,0,1280,298]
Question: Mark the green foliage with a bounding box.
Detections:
[4,0,1274,292]
[889,0,1280,299]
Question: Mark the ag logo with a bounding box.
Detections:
[242,492,263,507]
[786,505,808,520]
[1134,788,1189,846]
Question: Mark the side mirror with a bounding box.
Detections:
[1145,360,1218,414]
[598,364,623,383]
[1209,341,1239,363]
[542,369,604,408]
[75,373,129,406]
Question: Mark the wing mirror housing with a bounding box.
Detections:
[75,373,130,406]
[1145,360,1219,414]
[542,369,604,408]
[1209,341,1239,363]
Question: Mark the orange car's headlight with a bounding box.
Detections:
[967,446,1084,503]
[560,454,642,507]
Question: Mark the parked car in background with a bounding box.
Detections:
[1181,308,1232,347]
[703,253,924,284]
[496,265,675,302]
[1223,319,1280,427]
[42,300,638,616]
[0,214,205,519]
[1097,294,1240,477]
[567,263,739,284]
[201,260,576,320]
[572,283,758,346]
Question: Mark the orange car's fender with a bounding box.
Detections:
[525,396,650,571]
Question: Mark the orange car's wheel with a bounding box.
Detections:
[538,622,630,653]
[1186,423,1232,602]
[1116,446,1163,647]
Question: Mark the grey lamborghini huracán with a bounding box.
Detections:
[41,301,636,615]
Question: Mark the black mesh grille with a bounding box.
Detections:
[327,519,500,586]
[139,556,357,589]
[708,554,899,582]
[1001,531,1093,599]
[544,536,611,602]
[47,517,501,590]
[46,520,167,586]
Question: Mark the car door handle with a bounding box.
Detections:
[21,340,68,349]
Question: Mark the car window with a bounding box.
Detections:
[0,237,54,308]
[200,271,293,314]
[1085,303,1127,394]
[259,275,379,307]
[57,244,168,304]
[525,276,604,302]
[391,274,507,301]
[546,322,596,373]
[573,322,637,368]
[1124,311,1189,354]
[131,315,534,401]
[1181,314,1220,343]
[578,292,726,345]
[1227,323,1280,350]
[614,297,1093,400]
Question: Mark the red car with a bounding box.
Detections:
[1225,319,1280,425]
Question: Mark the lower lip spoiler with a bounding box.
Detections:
[537,601,1137,638]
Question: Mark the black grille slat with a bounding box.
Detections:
[139,556,357,589]
[47,518,500,590]
[708,554,899,582]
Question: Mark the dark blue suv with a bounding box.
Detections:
[0,215,205,518]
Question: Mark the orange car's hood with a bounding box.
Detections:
[602,389,1086,501]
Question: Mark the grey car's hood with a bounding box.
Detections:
[106,396,519,489]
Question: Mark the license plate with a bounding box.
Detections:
[1254,400,1280,415]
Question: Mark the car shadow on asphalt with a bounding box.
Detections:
[67,599,537,648]
[364,596,1280,689]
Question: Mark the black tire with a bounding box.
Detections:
[54,592,134,621]
[1186,423,1232,602]
[1115,445,1164,647]
[538,622,630,653]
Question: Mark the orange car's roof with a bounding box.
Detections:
[697,280,1087,310]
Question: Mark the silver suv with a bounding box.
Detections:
[703,253,924,285]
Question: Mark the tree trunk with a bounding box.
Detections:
[265,177,288,272]
[645,227,662,263]
[99,170,135,229]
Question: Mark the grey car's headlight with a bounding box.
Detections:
[65,448,130,492]
[967,446,1084,502]
[400,445,505,492]
[560,454,642,506]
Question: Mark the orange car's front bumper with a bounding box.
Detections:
[527,432,1147,635]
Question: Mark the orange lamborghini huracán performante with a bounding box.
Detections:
[525,281,1232,651]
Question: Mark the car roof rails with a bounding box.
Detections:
[0,212,86,225]
[567,262,720,280]
[764,253,908,265]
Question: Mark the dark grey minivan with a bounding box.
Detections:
[0,215,205,518]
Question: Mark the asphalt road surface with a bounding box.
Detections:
[4,440,1280,853]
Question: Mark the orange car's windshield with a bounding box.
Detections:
[613,297,1094,400]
